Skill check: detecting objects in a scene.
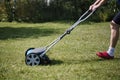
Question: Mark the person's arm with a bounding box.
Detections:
[93,0,102,5]
[89,0,107,11]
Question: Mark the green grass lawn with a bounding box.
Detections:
[0,22,120,80]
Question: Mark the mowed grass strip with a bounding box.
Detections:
[0,22,120,80]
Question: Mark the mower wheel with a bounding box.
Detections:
[25,53,41,66]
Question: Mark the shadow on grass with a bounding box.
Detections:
[63,57,120,65]
[39,58,120,66]
[0,27,62,40]
[40,59,63,66]
[53,20,94,25]
[50,59,64,65]
[46,59,102,66]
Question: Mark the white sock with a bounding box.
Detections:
[107,47,115,56]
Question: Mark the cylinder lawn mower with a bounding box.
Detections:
[25,10,95,66]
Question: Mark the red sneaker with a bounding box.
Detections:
[96,51,114,59]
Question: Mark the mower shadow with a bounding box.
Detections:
[50,59,64,65]
[0,27,62,40]
[48,58,104,66]
[43,58,120,66]
[64,57,120,65]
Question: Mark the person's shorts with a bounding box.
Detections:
[113,12,120,25]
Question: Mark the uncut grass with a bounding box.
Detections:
[0,22,120,80]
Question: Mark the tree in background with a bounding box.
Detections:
[1,0,120,22]
[0,0,10,21]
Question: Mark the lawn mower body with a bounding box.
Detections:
[25,10,95,66]
[25,48,51,66]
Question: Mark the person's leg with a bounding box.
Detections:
[96,12,120,59]
[110,21,119,48]
[107,21,119,56]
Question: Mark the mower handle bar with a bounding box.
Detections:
[40,10,95,57]
[66,10,95,34]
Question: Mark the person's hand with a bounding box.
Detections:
[89,4,98,11]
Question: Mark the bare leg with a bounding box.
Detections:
[110,21,119,48]
[96,14,120,59]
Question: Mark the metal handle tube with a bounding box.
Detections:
[67,10,95,34]
[40,37,60,57]
[78,10,95,22]
[40,31,68,57]
[40,10,95,57]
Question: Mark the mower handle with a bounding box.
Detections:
[40,9,95,57]
[66,10,95,34]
